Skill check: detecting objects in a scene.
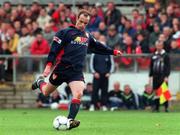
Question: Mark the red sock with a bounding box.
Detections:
[68,98,81,119]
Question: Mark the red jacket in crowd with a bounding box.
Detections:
[30,39,50,55]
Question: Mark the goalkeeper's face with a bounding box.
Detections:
[76,14,90,31]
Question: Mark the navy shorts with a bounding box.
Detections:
[49,65,84,86]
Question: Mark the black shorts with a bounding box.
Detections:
[153,75,164,90]
[49,65,84,86]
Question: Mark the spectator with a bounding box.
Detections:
[146,14,156,33]
[98,22,107,36]
[13,21,22,36]
[30,1,41,21]
[118,15,127,34]
[30,32,50,55]
[82,2,90,10]
[89,35,115,111]
[145,6,157,30]
[49,19,59,32]
[37,8,51,30]
[108,81,123,111]
[10,9,22,23]
[17,26,34,55]
[42,23,55,45]
[170,39,180,69]
[159,13,171,31]
[86,7,102,32]
[121,35,136,67]
[95,2,104,21]
[122,84,137,110]
[6,28,19,54]
[17,26,34,72]
[16,3,26,21]
[47,1,55,16]
[32,21,42,36]
[136,31,150,53]
[3,1,12,15]
[166,5,175,24]
[154,2,161,15]
[170,39,180,53]
[81,83,93,110]
[106,24,121,49]
[30,32,49,71]
[0,41,11,82]
[25,8,35,21]
[0,22,11,42]
[0,8,6,23]
[139,84,155,110]
[64,8,76,25]
[162,26,172,53]
[52,2,66,24]
[123,19,136,37]
[131,9,140,30]
[104,1,121,28]
[149,23,160,52]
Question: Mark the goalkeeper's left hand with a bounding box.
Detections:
[113,50,123,56]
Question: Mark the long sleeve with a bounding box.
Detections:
[88,34,114,55]
[47,30,66,64]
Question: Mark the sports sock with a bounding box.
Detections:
[67,98,81,119]
[36,78,46,93]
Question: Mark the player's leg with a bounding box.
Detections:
[32,76,57,96]
[68,81,85,119]
[67,81,85,129]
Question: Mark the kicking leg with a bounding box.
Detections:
[32,76,57,96]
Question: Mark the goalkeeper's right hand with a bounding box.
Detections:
[43,62,52,77]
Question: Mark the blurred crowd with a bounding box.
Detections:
[0,1,180,82]
[3,0,173,112]
[36,81,162,112]
[0,1,180,81]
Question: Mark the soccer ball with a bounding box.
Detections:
[53,115,69,130]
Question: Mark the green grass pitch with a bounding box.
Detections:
[0,109,180,135]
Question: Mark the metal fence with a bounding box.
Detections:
[0,54,179,85]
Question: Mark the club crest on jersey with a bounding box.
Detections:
[71,36,88,46]
[53,36,62,44]
[52,73,58,80]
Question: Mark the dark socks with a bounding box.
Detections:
[68,99,81,119]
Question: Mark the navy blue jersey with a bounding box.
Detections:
[47,26,114,72]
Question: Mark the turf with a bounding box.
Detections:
[0,109,180,135]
